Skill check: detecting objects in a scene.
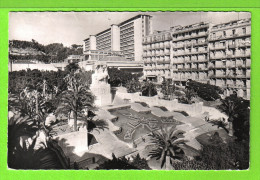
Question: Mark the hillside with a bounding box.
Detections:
[9,40,83,63]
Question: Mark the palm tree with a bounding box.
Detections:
[218,95,240,136]
[57,73,95,132]
[147,125,187,169]
[141,81,157,97]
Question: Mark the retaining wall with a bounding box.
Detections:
[115,92,203,116]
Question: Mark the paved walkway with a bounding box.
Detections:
[90,129,135,159]
[131,103,151,113]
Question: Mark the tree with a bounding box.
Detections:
[141,81,157,97]
[65,62,80,73]
[57,73,95,131]
[186,80,223,101]
[218,95,250,139]
[107,68,142,87]
[217,95,240,136]
[199,142,249,170]
[161,80,175,100]
[147,126,187,169]
[125,79,141,93]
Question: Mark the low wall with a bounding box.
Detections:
[11,63,58,71]
[54,130,88,157]
[115,92,203,116]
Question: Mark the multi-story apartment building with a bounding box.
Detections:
[208,18,251,99]
[142,18,251,99]
[83,14,152,62]
[142,30,172,83]
[171,22,210,85]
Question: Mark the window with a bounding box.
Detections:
[232,29,236,35]
[223,31,226,36]
[242,28,246,34]
[213,33,216,38]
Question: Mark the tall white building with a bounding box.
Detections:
[83,14,152,61]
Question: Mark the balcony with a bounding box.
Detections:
[210,46,226,51]
[194,41,208,46]
[164,43,171,48]
[238,42,251,48]
[185,50,208,56]
[173,32,208,42]
[228,44,236,49]
[173,44,185,49]
[198,58,208,62]
[164,51,171,56]
[209,33,251,42]
[236,74,247,78]
[235,64,246,68]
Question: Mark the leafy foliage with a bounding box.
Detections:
[178,89,197,104]
[172,157,214,170]
[199,142,249,170]
[186,80,223,101]
[107,68,142,87]
[8,113,69,169]
[161,80,175,100]
[9,69,67,95]
[125,79,142,93]
[147,126,187,169]
[96,153,151,170]
[10,40,83,63]
[56,72,95,131]
[217,95,250,141]
[141,81,157,97]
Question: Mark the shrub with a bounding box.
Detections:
[141,81,157,97]
[126,80,141,93]
[186,80,223,101]
[96,153,151,170]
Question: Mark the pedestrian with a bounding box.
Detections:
[142,137,145,142]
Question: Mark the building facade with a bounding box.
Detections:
[208,18,251,99]
[142,18,251,99]
[142,30,172,83]
[83,14,152,62]
[171,22,210,85]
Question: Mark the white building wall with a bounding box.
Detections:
[134,18,143,61]
[90,35,97,50]
[111,25,120,51]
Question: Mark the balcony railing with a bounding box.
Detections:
[209,33,251,42]
[173,32,208,42]
[228,44,236,49]
[238,42,251,48]
[210,46,226,50]
[172,44,185,49]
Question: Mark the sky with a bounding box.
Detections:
[9,12,251,47]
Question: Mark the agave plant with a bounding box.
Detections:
[8,113,69,169]
[147,125,188,169]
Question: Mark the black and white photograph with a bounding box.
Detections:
[8,12,251,170]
